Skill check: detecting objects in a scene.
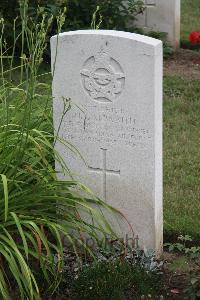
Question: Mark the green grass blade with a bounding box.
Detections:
[0,174,8,222]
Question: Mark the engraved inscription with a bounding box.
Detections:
[63,106,152,149]
[80,50,125,103]
[88,148,120,201]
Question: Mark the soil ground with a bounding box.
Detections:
[164,49,200,79]
[162,251,200,300]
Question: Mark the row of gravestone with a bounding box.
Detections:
[51,30,163,256]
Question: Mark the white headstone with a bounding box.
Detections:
[135,0,180,48]
[51,30,163,256]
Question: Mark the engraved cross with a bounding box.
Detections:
[88,148,120,201]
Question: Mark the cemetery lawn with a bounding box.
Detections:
[163,53,200,240]
[181,0,200,41]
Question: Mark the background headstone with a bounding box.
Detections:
[51,30,163,256]
[135,0,180,48]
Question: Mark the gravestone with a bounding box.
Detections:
[51,30,163,256]
[135,0,180,48]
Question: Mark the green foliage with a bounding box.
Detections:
[72,259,162,300]
[164,235,200,259]
[0,0,144,53]
[63,0,144,31]
[184,272,200,298]
[0,2,119,298]
[164,235,200,298]
[0,1,173,58]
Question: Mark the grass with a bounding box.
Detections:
[164,75,200,240]
[181,0,200,41]
[71,260,162,300]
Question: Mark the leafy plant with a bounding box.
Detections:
[29,0,145,32]
[164,235,200,259]
[184,272,200,298]
[164,235,200,298]
[0,1,119,299]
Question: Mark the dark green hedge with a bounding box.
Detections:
[0,1,172,59]
[0,0,144,33]
[0,0,144,58]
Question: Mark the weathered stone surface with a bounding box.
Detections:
[51,30,163,256]
[135,0,180,48]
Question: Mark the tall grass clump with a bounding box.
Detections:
[0,1,118,299]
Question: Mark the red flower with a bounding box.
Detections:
[189,31,200,44]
